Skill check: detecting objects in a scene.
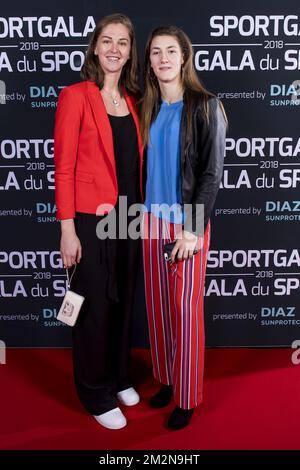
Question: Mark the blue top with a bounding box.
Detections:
[144,99,184,223]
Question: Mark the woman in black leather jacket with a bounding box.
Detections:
[140,25,227,430]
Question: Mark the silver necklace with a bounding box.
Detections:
[102,88,120,107]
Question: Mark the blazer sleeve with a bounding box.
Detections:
[189,97,227,235]
[54,86,82,220]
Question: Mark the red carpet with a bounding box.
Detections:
[0,348,299,450]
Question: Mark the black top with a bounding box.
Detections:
[108,113,140,206]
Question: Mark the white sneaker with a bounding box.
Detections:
[93,407,127,430]
[117,387,140,406]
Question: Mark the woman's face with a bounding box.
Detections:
[149,35,184,84]
[94,22,131,75]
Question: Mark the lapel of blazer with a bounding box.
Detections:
[86,81,116,174]
[86,81,144,185]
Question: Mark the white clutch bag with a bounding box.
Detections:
[57,265,84,327]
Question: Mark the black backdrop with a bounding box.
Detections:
[0,0,299,347]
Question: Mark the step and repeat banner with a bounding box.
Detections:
[0,1,299,347]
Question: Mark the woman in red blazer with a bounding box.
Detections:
[54,13,143,430]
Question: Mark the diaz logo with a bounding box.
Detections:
[270,80,300,106]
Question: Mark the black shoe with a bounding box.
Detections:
[149,384,172,408]
[167,406,194,430]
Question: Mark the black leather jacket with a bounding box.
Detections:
[143,94,227,236]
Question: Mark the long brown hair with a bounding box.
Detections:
[81,13,140,97]
[140,25,227,145]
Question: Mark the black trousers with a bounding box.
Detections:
[71,212,140,415]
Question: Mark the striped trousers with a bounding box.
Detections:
[142,212,210,409]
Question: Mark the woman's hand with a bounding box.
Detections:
[60,219,82,268]
[171,230,198,262]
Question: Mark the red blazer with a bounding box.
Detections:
[54,80,143,220]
